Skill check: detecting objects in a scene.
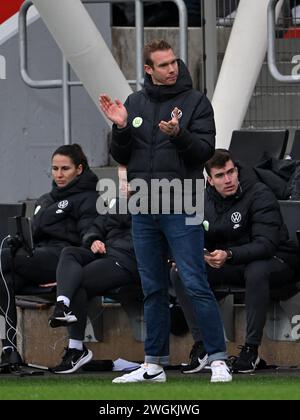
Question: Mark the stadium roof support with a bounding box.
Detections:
[212,0,284,149]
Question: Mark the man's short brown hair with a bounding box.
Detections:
[205,149,233,177]
[144,39,173,67]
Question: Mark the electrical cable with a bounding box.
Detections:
[0,236,18,351]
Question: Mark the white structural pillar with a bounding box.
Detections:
[31,0,132,124]
[212,0,284,149]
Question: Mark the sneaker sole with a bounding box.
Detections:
[49,316,78,328]
[211,375,232,383]
[112,373,166,383]
[54,350,93,374]
[181,355,209,374]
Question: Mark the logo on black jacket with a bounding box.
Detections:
[58,200,69,210]
[231,212,242,229]
[132,117,143,128]
[171,108,182,120]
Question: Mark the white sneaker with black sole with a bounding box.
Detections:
[210,360,232,383]
[51,346,93,374]
[112,364,166,383]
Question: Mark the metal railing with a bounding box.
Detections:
[19,0,188,144]
[268,0,300,83]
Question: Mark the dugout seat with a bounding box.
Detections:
[229,129,289,167]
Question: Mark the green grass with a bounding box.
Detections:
[1,374,300,400]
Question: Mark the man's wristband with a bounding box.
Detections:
[225,249,233,260]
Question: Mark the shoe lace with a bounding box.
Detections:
[53,301,66,315]
[237,345,257,362]
[61,347,80,363]
[211,361,230,376]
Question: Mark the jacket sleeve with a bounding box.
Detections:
[110,97,133,165]
[76,193,99,240]
[169,94,215,166]
[229,187,282,265]
[32,193,52,239]
[82,215,107,248]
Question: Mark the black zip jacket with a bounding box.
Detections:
[204,174,298,270]
[33,168,98,248]
[82,202,139,279]
[110,60,215,208]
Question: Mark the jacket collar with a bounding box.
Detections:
[50,168,98,200]
[143,59,193,102]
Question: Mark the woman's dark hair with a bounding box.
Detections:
[205,149,232,177]
[52,143,89,170]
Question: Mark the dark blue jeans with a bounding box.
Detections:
[132,214,227,366]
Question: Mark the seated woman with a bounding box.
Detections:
[48,183,140,374]
[0,144,98,370]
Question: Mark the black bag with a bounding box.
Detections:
[82,360,113,372]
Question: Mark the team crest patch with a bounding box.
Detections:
[203,220,209,232]
[58,200,69,210]
[132,117,143,128]
[171,108,183,120]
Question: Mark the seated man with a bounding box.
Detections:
[171,149,298,374]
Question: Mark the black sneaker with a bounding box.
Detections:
[51,346,93,374]
[181,341,208,374]
[232,344,260,373]
[0,348,23,373]
[49,301,77,328]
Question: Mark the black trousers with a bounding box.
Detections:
[0,246,61,347]
[56,247,139,341]
[171,258,296,346]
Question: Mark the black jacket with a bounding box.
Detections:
[33,168,98,248]
[111,60,215,207]
[254,157,300,200]
[204,175,298,270]
[82,201,139,279]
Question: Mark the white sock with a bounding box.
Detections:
[211,360,226,367]
[57,296,70,307]
[146,363,164,373]
[69,339,83,351]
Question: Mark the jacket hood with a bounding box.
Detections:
[144,59,193,102]
[50,167,98,200]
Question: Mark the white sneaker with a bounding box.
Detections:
[210,360,232,383]
[112,364,166,383]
